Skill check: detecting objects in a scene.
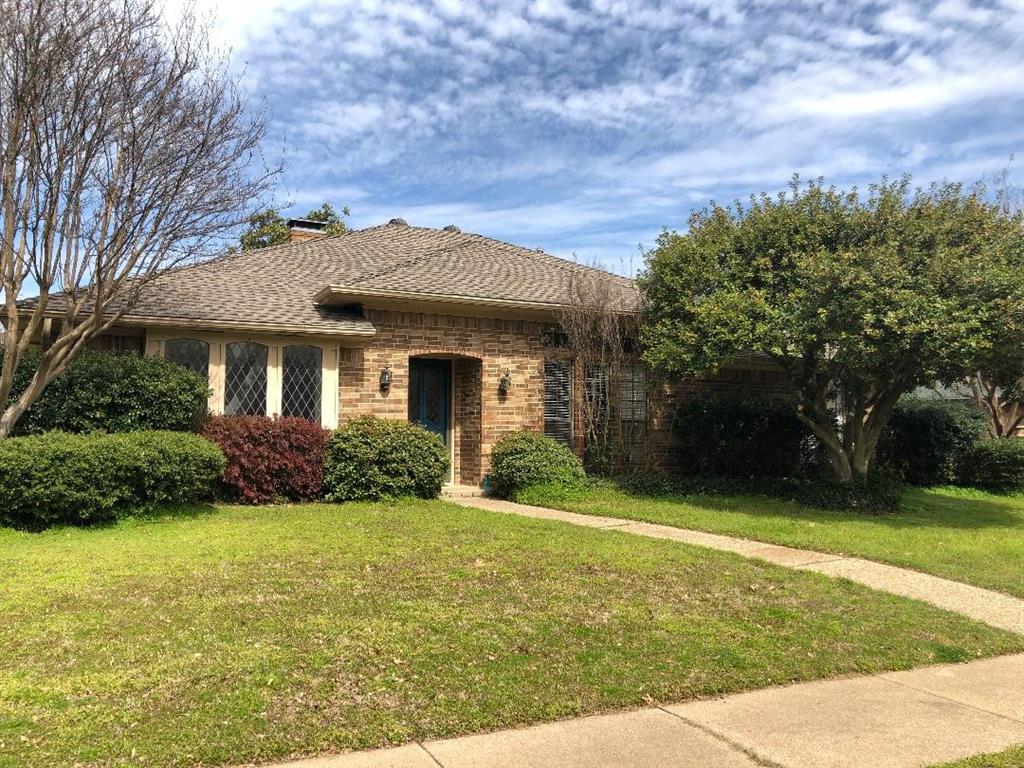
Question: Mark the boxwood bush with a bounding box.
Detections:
[957,439,1024,492]
[3,347,209,435]
[0,431,224,529]
[884,397,988,485]
[488,430,586,500]
[201,416,330,504]
[323,416,449,501]
[671,393,808,478]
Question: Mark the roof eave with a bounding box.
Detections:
[20,309,378,340]
[314,285,639,320]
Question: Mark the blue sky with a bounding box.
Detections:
[191,0,1024,275]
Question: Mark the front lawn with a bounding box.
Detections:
[932,744,1024,767]
[518,484,1024,598]
[1,501,1021,767]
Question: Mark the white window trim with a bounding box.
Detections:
[146,330,340,428]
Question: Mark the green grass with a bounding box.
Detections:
[517,484,1024,598]
[930,744,1024,767]
[1,501,1021,767]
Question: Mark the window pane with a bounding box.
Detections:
[584,364,609,433]
[619,364,647,421]
[224,342,267,416]
[618,363,648,464]
[165,338,209,381]
[282,345,322,422]
[543,360,572,446]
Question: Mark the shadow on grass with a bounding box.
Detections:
[612,484,1024,532]
[4,503,221,534]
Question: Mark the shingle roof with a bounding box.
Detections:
[22,221,639,335]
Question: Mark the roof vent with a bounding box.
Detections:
[443,224,461,233]
[388,217,408,226]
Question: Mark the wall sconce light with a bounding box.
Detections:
[379,364,392,392]
[498,369,512,395]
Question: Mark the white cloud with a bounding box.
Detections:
[163,0,1024,269]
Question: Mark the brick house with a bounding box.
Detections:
[34,218,789,485]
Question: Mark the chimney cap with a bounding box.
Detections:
[443,224,461,233]
[388,217,408,226]
[287,218,328,232]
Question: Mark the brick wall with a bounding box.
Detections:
[646,361,794,470]
[338,308,793,484]
[339,309,548,484]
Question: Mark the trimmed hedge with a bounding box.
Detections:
[323,416,449,502]
[0,431,224,529]
[671,393,808,478]
[885,397,988,486]
[488,430,586,500]
[201,416,330,504]
[957,439,1024,492]
[4,347,209,435]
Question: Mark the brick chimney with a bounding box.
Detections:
[287,218,328,243]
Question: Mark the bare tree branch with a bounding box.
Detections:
[0,0,277,435]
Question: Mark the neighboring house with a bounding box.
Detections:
[21,218,789,484]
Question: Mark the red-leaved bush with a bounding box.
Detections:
[201,416,330,504]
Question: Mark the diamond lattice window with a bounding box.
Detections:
[224,342,267,416]
[164,338,209,381]
[281,345,322,422]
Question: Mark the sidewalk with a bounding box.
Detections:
[446,495,1024,636]
[252,494,1024,768]
[261,654,1024,768]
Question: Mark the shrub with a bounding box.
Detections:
[4,347,209,435]
[0,431,224,529]
[614,471,902,513]
[884,397,988,485]
[671,393,808,478]
[201,416,330,504]
[323,416,449,502]
[957,439,1024,492]
[488,430,586,500]
[789,472,903,513]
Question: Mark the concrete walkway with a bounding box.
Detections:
[260,654,1024,768]
[250,494,1024,768]
[446,495,1024,636]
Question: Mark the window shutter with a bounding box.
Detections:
[543,360,573,446]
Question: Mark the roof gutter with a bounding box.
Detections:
[17,309,378,339]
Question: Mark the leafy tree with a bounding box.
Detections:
[958,165,1024,438]
[239,202,349,251]
[238,209,290,251]
[303,202,350,236]
[640,177,1024,482]
[963,349,1024,438]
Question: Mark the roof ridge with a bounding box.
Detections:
[346,242,466,287]
[453,228,636,287]
[349,223,636,286]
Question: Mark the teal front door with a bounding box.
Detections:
[409,358,450,444]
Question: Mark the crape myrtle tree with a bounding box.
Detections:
[639,176,1024,483]
[958,166,1024,438]
[0,0,275,437]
